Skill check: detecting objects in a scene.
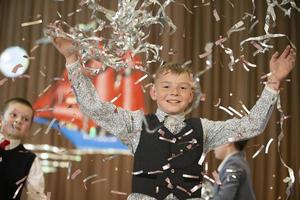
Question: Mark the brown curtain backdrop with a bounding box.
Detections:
[0,0,299,199]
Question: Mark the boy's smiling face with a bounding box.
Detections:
[150,71,194,115]
[0,102,33,140]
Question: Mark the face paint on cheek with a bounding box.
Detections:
[7,118,16,129]
[2,118,17,134]
[11,121,16,129]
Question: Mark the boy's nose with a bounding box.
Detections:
[170,88,179,95]
[14,118,22,125]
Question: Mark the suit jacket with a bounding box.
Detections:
[212,151,255,200]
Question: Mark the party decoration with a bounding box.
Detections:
[45,0,176,71]
[0,46,29,78]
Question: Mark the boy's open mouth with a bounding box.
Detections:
[166,100,181,103]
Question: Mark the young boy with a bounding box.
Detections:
[212,140,254,200]
[0,98,47,200]
[52,37,295,200]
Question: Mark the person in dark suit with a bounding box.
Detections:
[0,98,47,200]
[212,140,255,200]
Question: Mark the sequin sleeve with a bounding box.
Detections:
[201,86,279,153]
[66,61,144,152]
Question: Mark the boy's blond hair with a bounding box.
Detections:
[153,63,194,83]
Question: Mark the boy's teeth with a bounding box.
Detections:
[168,100,179,103]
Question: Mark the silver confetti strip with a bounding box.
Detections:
[167,152,183,161]
[198,152,206,166]
[225,168,242,173]
[134,74,148,85]
[218,105,234,116]
[276,97,295,198]
[32,127,43,136]
[91,178,108,184]
[148,170,163,175]
[178,129,193,140]
[13,184,23,199]
[213,9,220,21]
[132,170,143,175]
[190,183,202,193]
[159,136,176,143]
[110,94,122,103]
[21,19,43,27]
[83,174,98,190]
[102,155,118,162]
[240,33,296,53]
[15,176,27,185]
[182,174,199,179]
[252,145,265,159]
[227,20,245,38]
[228,106,244,118]
[165,177,174,189]
[66,162,72,180]
[44,118,57,134]
[176,185,191,196]
[45,0,176,71]
[71,169,82,180]
[142,116,162,134]
[162,163,170,170]
[203,174,215,183]
[110,190,127,196]
[264,138,274,154]
[239,101,250,114]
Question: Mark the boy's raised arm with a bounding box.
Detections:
[52,37,144,151]
[202,46,296,152]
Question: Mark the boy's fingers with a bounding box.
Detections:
[53,37,57,43]
[280,45,291,59]
[291,48,296,56]
[53,37,61,45]
[288,49,296,61]
[271,51,279,61]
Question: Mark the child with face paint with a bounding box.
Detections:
[52,37,295,200]
[0,98,47,200]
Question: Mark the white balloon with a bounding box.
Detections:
[0,46,30,78]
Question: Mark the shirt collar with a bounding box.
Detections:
[155,108,186,123]
[0,133,21,150]
[217,151,240,172]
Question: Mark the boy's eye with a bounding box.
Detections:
[179,85,192,91]
[10,113,17,118]
[23,118,29,122]
[162,85,169,89]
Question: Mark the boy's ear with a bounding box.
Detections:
[149,85,157,101]
[189,91,195,103]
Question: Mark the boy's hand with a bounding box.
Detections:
[52,37,78,64]
[268,45,296,90]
